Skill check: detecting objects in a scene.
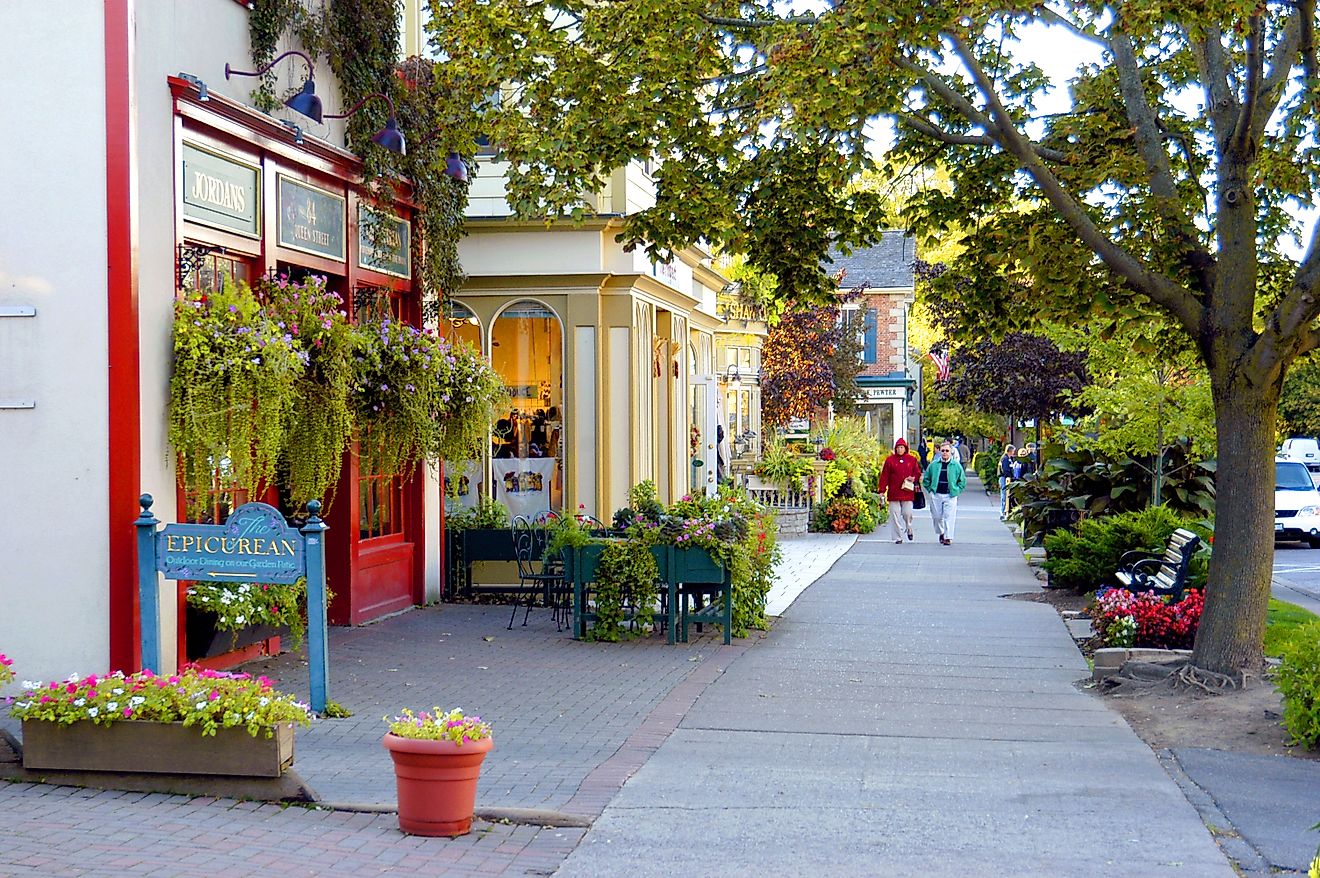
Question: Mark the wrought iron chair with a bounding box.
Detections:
[509,521,567,630]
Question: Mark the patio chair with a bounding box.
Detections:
[509,522,566,630]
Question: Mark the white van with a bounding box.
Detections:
[1276,459,1320,547]
[1279,437,1320,471]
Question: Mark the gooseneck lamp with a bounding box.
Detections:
[326,93,406,155]
[224,50,323,124]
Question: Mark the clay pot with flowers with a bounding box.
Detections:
[382,707,493,837]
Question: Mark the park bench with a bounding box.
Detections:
[1113,528,1201,600]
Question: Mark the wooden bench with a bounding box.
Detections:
[1113,528,1201,600]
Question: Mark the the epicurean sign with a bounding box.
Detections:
[155,502,305,583]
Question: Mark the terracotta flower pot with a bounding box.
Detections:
[382,733,493,837]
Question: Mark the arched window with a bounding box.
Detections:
[490,301,563,515]
[442,301,482,352]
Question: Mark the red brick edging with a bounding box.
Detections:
[560,638,755,818]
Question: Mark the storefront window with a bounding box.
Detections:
[442,301,482,352]
[490,301,563,516]
[182,248,251,293]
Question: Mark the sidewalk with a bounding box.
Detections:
[553,484,1235,876]
[0,490,1291,875]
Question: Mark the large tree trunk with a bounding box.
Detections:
[1190,371,1279,678]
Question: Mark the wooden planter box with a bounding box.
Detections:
[22,720,296,778]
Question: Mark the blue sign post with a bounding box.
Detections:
[135,494,331,713]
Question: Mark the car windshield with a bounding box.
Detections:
[1276,462,1314,490]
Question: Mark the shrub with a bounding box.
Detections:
[446,497,509,530]
[1042,505,1206,592]
[1276,620,1320,750]
[1088,588,1205,650]
[811,496,878,533]
[1013,442,1215,545]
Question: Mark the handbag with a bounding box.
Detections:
[912,487,926,510]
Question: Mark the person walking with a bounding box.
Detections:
[916,435,930,469]
[922,441,967,545]
[878,438,923,544]
[997,444,1017,520]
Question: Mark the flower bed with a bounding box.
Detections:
[1088,588,1205,650]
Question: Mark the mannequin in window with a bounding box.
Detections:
[493,418,514,459]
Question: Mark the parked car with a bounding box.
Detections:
[1275,459,1320,547]
[1279,437,1320,471]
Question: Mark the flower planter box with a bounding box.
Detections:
[21,720,296,778]
[669,546,725,582]
[185,608,287,663]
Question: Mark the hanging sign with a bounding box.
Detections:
[155,503,304,583]
[136,497,332,713]
[181,143,260,237]
[278,175,346,261]
[358,205,411,278]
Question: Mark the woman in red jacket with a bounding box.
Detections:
[878,438,923,544]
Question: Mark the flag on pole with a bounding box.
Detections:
[927,349,950,381]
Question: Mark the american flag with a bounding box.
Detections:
[927,349,950,381]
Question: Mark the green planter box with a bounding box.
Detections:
[668,546,724,583]
[22,720,296,778]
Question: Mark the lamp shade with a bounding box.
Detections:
[371,117,406,155]
[285,80,322,124]
[444,152,468,183]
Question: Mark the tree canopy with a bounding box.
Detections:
[429,2,1320,677]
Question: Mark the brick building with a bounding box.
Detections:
[828,231,919,447]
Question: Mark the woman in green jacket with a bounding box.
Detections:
[921,441,967,545]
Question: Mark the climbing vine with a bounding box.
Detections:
[246,0,475,305]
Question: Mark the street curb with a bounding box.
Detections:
[1157,749,1276,876]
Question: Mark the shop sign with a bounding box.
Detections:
[181,143,260,237]
[135,497,332,713]
[154,503,304,583]
[358,206,411,278]
[863,387,906,400]
[278,175,346,260]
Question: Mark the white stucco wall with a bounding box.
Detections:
[0,3,113,688]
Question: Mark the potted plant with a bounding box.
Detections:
[382,707,493,837]
[9,667,312,777]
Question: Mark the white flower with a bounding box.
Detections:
[236,615,246,625]
[130,696,145,707]
[21,680,39,689]
[195,702,207,711]
[258,697,269,707]
[87,707,99,717]
[73,698,85,707]
[65,673,81,682]
[112,688,124,695]
[106,702,119,711]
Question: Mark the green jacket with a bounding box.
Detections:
[921,457,966,497]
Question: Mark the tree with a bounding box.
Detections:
[1278,357,1320,439]
[761,294,864,429]
[429,3,1320,680]
[940,332,1089,454]
[1056,324,1216,506]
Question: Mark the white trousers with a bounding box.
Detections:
[929,493,958,540]
[888,500,913,541]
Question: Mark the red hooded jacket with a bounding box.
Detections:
[878,441,923,501]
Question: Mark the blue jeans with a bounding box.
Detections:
[999,476,1010,518]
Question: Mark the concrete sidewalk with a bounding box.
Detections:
[555,484,1235,876]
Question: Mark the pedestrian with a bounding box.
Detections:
[916,435,930,468]
[951,436,970,465]
[922,441,967,545]
[997,444,1017,520]
[1016,446,1036,478]
[878,437,923,544]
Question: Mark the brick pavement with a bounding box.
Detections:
[0,536,853,877]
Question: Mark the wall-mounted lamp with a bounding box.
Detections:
[225,49,322,123]
[723,363,741,383]
[177,72,209,102]
[280,119,304,144]
[415,130,469,182]
[327,93,405,155]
